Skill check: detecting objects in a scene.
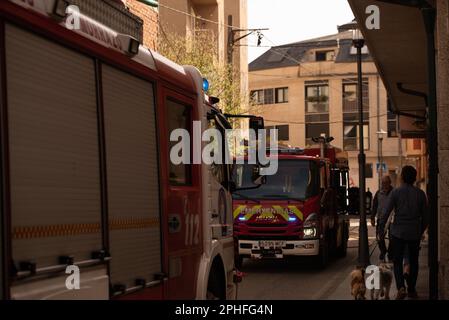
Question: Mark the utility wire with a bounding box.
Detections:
[156,2,244,30]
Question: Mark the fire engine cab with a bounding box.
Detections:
[0,0,263,300]
[232,140,351,268]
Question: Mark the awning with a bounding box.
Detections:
[347,0,429,119]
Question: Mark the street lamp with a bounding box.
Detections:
[352,25,370,268]
[377,129,387,189]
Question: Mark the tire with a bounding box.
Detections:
[317,237,330,268]
[337,223,349,258]
[206,262,226,300]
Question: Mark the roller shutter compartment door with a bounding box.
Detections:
[5,25,102,268]
[102,64,162,290]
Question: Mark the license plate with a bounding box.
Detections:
[259,240,285,248]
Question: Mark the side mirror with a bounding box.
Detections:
[252,165,266,186]
[331,170,340,189]
[348,187,360,215]
[228,180,237,193]
[337,186,348,213]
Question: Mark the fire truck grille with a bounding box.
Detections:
[247,223,288,228]
[238,235,300,240]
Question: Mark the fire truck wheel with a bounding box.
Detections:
[207,258,226,300]
[317,237,330,268]
[336,223,349,258]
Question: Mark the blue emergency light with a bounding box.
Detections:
[203,78,210,92]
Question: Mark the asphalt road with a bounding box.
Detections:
[237,221,377,300]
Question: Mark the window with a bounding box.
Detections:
[305,82,329,146]
[315,50,335,62]
[250,88,274,105]
[343,123,369,151]
[232,160,320,201]
[264,88,274,104]
[306,84,329,113]
[306,123,330,146]
[250,90,264,105]
[413,139,422,150]
[275,87,289,103]
[343,81,369,113]
[266,125,289,141]
[387,111,398,137]
[167,99,192,186]
[365,163,373,178]
[343,80,370,151]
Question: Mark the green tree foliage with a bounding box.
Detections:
[158,26,251,115]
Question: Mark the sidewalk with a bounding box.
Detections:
[326,220,429,300]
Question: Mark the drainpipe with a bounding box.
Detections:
[421,5,439,301]
[377,76,381,190]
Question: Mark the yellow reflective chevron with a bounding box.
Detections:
[233,205,247,218]
[244,205,262,220]
[288,206,304,221]
[272,205,290,221]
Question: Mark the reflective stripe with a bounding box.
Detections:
[288,206,304,221]
[233,205,247,218]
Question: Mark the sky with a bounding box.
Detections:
[247,0,355,63]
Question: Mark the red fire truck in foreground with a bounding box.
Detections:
[233,141,352,268]
[0,0,264,300]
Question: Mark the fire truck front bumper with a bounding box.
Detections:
[238,239,320,258]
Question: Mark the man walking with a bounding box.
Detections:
[371,176,394,261]
[379,166,428,300]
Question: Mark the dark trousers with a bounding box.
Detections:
[376,221,390,259]
[390,236,420,292]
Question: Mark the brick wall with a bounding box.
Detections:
[124,0,159,50]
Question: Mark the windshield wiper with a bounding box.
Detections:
[232,192,261,204]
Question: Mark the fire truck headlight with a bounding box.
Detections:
[303,227,317,238]
[238,216,247,221]
[288,216,297,222]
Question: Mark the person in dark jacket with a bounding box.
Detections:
[379,166,428,300]
[371,175,394,261]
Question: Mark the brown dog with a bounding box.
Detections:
[350,268,366,300]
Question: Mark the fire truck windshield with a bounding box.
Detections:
[232,159,320,201]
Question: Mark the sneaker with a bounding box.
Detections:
[408,290,419,299]
[396,287,407,300]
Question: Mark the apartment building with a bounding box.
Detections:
[159,0,248,93]
[248,28,407,192]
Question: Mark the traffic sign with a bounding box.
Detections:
[376,163,387,172]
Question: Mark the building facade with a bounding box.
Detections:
[123,0,159,50]
[347,0,447,299]
[158,0,248,94]
[248,29,408,192]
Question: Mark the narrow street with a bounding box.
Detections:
[237,220,374,300]
[237,220,429,300]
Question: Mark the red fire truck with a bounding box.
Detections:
[0,0,262,300]
[232,140,352,268]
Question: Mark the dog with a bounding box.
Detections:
[350,267,366,300]
[370,262,393,300]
